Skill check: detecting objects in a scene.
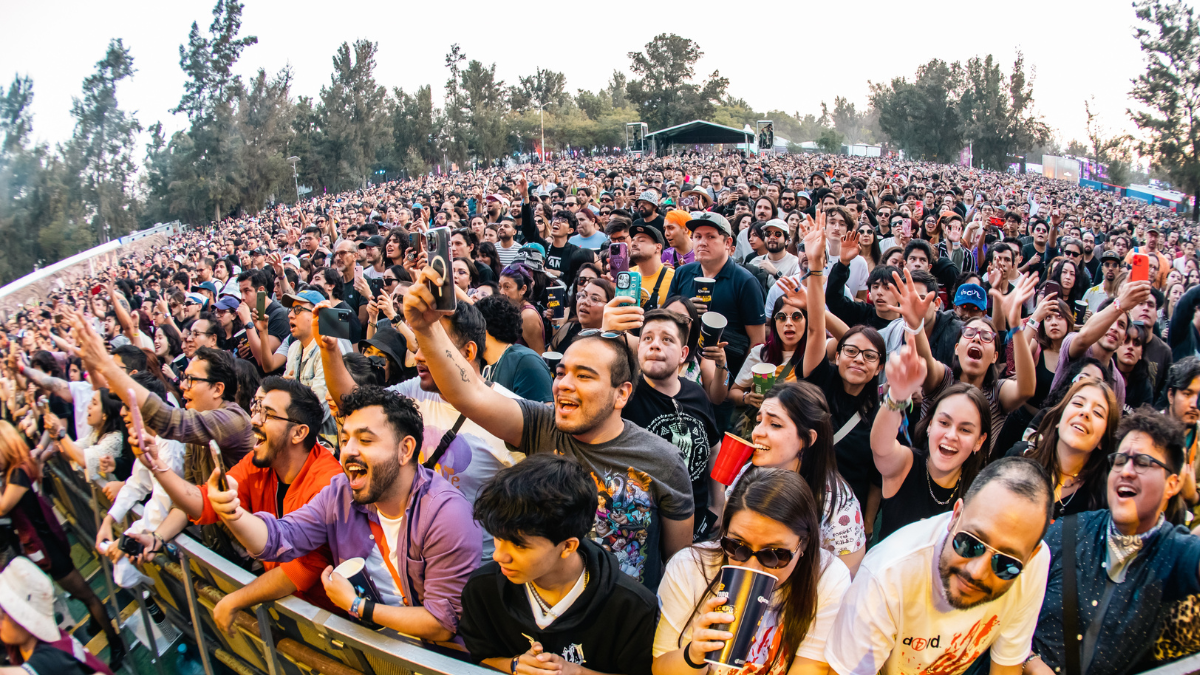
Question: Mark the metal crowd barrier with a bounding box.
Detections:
[41,457,494,675]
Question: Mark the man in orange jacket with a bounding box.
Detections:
[127,376,344,631]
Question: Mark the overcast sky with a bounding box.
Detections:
[2,0,1175,154]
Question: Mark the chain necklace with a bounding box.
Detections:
[1056,473,1081,509]
[926,462,960,506]
[529,569,590,620]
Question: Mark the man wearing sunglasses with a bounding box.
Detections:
[827,457,1052,675]
[1027,408,1199,675]
[403,268,695,591]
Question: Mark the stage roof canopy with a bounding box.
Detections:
[644,120,752,145]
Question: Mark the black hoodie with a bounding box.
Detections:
[459,539,658,675]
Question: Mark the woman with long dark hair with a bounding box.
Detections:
[994,294,1075,454]
[1115,321,1153,409]
[731,295,807,410]
[653,468,850,675]
[499,263,548,355]
[1004,377,1117,518]
[797,221,886,536]
[383,229,408,268]
[715,382,867,574]
[476,241,504,281]
[1047,259,1085,307]
[871,340,992,542]
[47,388,128,485]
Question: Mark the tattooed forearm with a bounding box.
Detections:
[23,368,72,401]
[446,349,470,382]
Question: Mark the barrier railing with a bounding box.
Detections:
[40,457,493,675]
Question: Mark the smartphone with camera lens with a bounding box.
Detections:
[318,306,353,341]
[609,243,629,276]
[424,227,457,311]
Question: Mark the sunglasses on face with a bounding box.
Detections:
[774,311,804,323]
[951,531,1024,580]
[720,536,801,569]
[962,326,996,343]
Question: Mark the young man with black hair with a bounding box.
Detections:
[318,300,522,561]
[404,268,694,591]
[237,268,290,375]
[519,178,584,285]
[460,454,659,675]
[206,386,482,643]
[474,295,553,403]
[1027,407,1200,675]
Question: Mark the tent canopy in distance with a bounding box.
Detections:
[644,120,751,145]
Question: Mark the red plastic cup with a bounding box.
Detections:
[711,433,755,485]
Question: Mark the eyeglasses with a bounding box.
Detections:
[951,531,1024,580]
[774,311,805,323]
[250,399,304,425]
[289,306,312,316]
[962,326,996,343]
[180,375,217,389]
[840,344,881,364]
[720,537,801,569]
[1108,452,1175,475]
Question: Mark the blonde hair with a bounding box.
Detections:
[0,421,37,483]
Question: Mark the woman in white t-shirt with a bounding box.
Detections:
[716,382,867,575]
[653,468,851,675]
[730,295,807,410]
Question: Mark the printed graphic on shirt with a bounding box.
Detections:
[561,644,586,665]
[900,615,999,675]
[728,606,791,675]
[644,411,708,482]
[591,468,654,582]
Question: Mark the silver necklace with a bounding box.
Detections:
[529,569,589,619]
[926,462,960,506]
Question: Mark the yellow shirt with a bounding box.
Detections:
[641,264,675,308]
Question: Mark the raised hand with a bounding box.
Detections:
[803,224,827,272]
[884,269,937,329]
[886,337,927,402]
[840,231,860,266]
[1030,291,1060,323]
[1005,273,1038,326]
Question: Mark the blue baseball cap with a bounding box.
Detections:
[282,290,325,308]
[954,283,988,311]
[215,296,240,311]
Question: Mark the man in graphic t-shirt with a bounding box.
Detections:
[404,267,695,591]
[826,458,1052,675]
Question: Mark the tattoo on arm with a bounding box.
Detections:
[24,369,72,401]
[446,350,469,382]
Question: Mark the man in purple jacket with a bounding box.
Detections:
[205,385,481,643]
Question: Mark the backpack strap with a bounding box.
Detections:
[1062,513,1081,675]
[423,414,467,470]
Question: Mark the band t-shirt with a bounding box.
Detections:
[621,377,719,516]
[517,398,694,591]
[825,512,1049,675]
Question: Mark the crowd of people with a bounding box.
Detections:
[1,149,1200,675]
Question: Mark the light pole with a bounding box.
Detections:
[537,102,545,162]
[287,156,300,203]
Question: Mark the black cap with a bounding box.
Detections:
[629,223,665,246]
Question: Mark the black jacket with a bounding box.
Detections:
[826,261,892,330]
[459,538,659,675]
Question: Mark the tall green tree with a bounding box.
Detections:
[957,53,1050,170]
[315,40,390,190]
[441,44,470,167]
[237,67,296,209]
[391,85,438,175]
[626,34,728,131]
[460,59,508,163]
[509,68,568,113]
[870,59,964,163]
[1130,0,1200,220]
[1082,97,1133,186]
[63,39,142,244]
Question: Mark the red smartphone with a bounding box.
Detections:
[90,285,104,296]
[1130,253,1150,283]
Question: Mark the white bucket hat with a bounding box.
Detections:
[0,557,61,642]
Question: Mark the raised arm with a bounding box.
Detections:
[403,267,525,446]
[883,269,943,391]
[1068,280,1152,359]
[873,340,923,484]
[19,365,73,403]
[801,218,829,379]
[998,274,1039,412]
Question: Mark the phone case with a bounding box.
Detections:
[1130,254,1150,282]
[318,307,353,341]
[425,227,457,311]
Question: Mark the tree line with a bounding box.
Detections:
[2,0,1198,284]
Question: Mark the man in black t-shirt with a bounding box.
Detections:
[620,309,719,540]
[632,190,665,233]
[237,269,289,375]
[1020,217,1058,281]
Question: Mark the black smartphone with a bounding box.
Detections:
[256,290,266,318]
[424,227,457,312]
[118,534,144,557]
[318,307,353,341]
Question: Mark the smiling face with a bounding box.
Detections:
[925,393,986,475]
[834,332,882,386]
[1056,385,1111,453]
[750,397,814,471]
[1098,312,1129,352]
[553,339,630,437]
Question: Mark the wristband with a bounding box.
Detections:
[511,655,521,675]
[362,599,375,624]
[682,642,706,669]
[1113,297,1122,311]
[350,597,363,619]
[1025,320,1040,332]
[883,392,912,412]
[903,319,925,335]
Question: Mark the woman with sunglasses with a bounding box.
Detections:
[890,268,1039,457]
[854,223,881,273]
[654,468,850,675]
[498,263,547,355]
[871,340,992,542]
[1005,377,1117,518]
[730,295,807,411]
[917,214,941,248]
[797,226,887,536]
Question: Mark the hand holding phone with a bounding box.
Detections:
[210,440,228,492]
[1130,253,1150,282]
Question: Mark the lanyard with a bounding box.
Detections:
[367,519,410,606]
